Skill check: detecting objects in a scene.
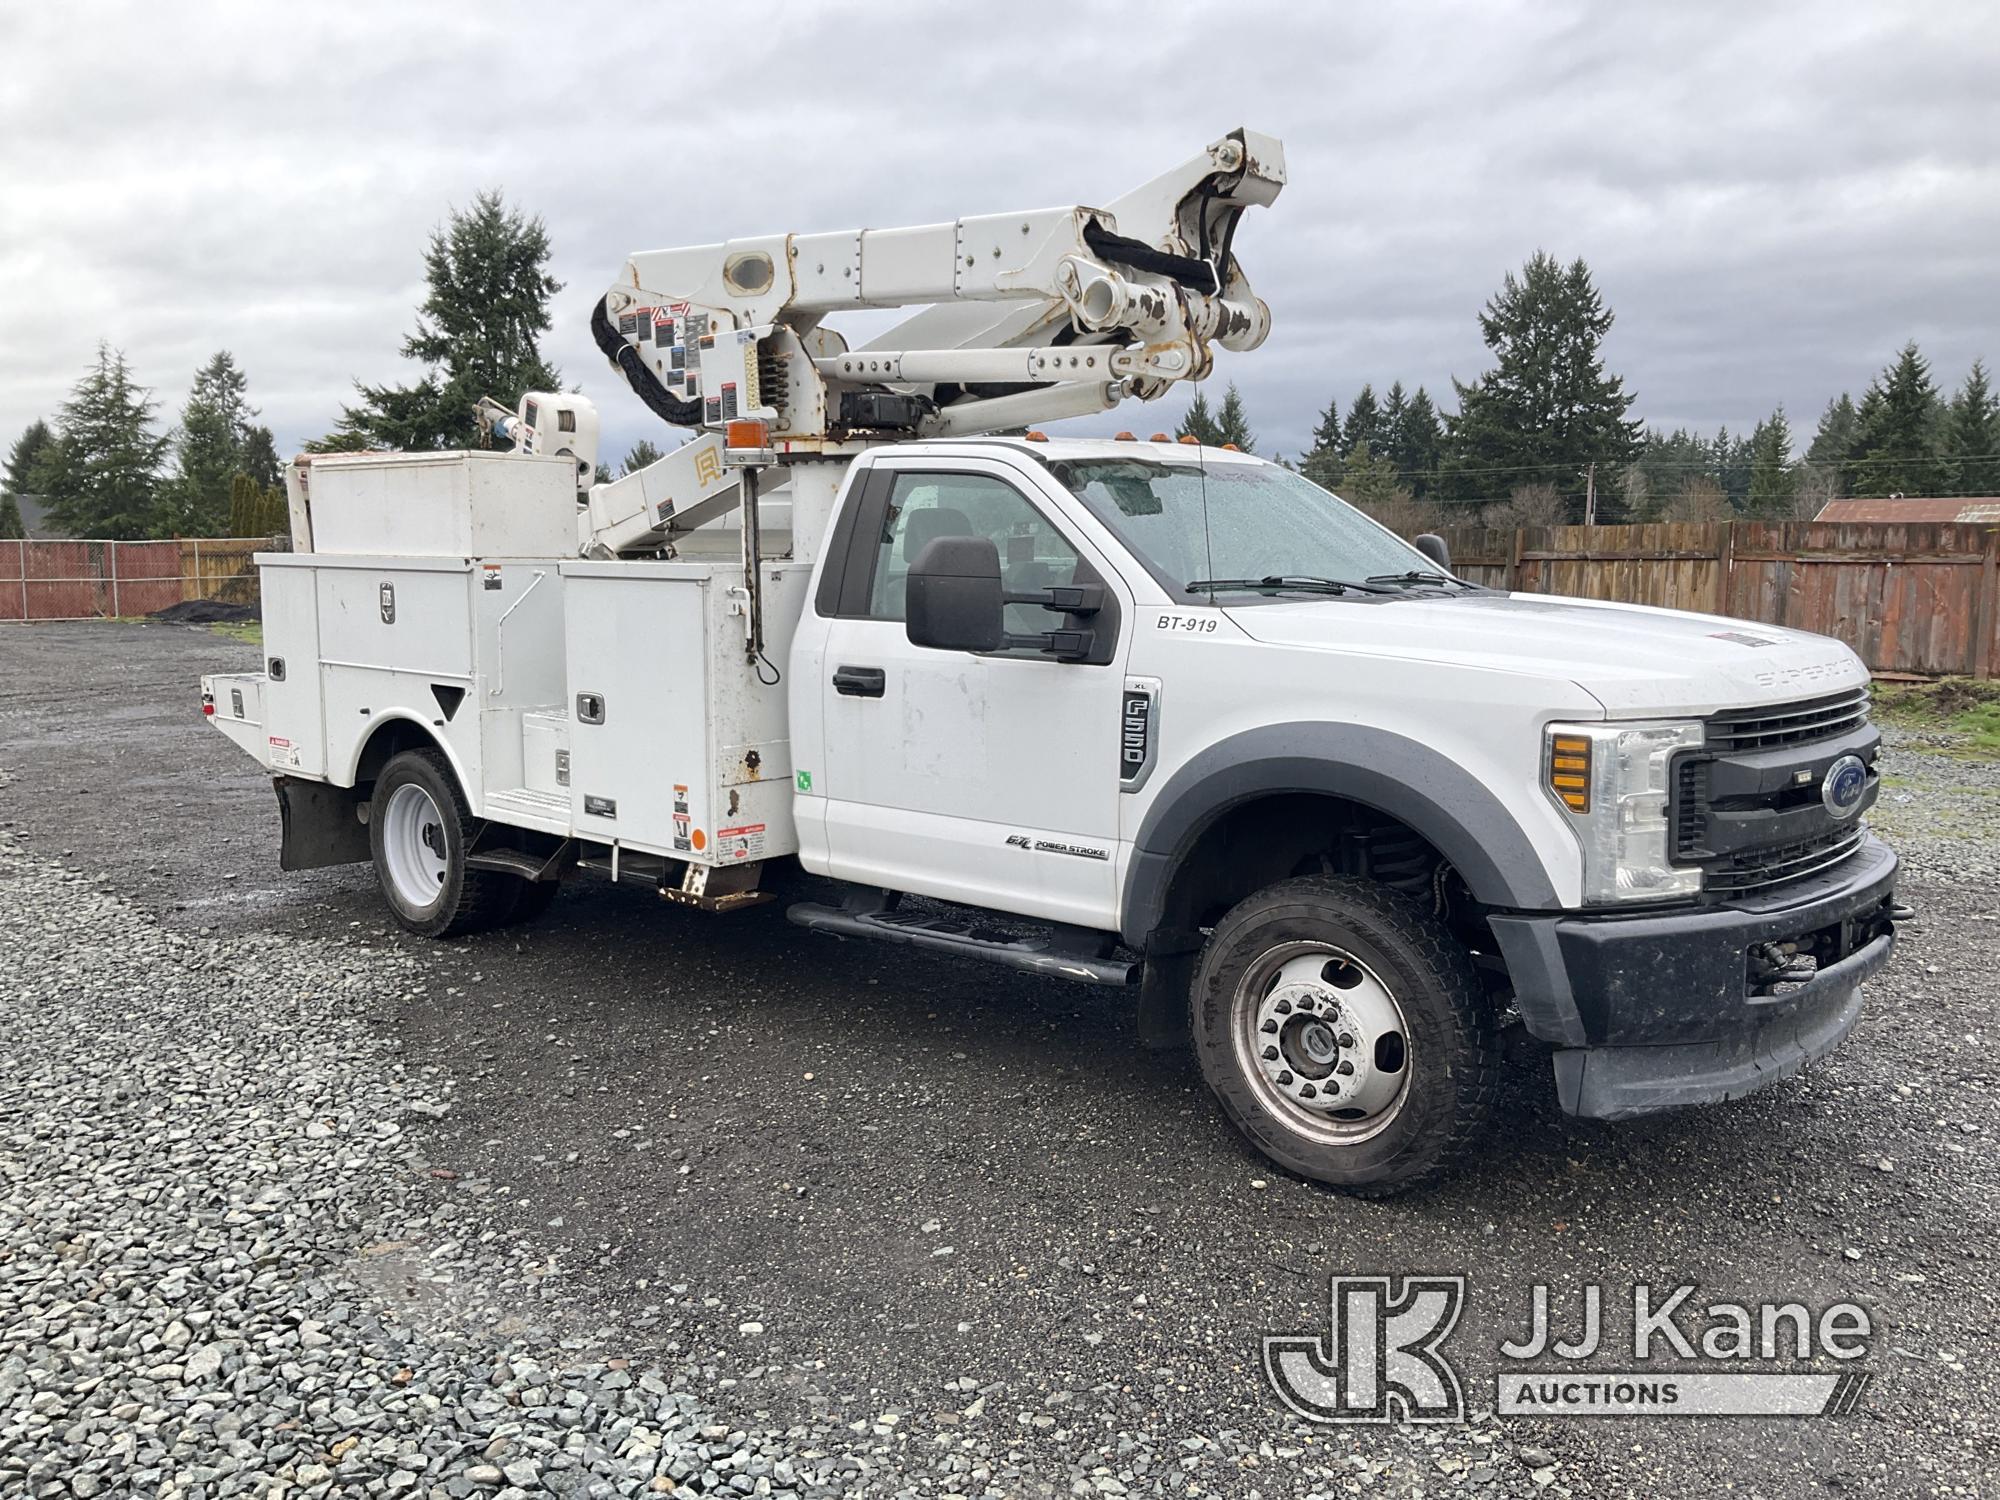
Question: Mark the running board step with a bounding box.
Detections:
[787,902,1137,986]
[466,839,576,883]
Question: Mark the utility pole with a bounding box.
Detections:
[1583,462,1597,527]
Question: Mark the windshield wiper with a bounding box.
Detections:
[1185,574,1397,596]
[1365,570,1470,589]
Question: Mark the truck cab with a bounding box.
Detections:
[783,436,1899,1188]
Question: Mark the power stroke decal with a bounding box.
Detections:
[1005,835,1110,862]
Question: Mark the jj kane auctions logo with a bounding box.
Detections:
[1265,1277,1874,1421]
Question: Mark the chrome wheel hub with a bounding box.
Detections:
[1239,946,1411,1141]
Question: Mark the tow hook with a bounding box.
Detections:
[1888,902,1916,922]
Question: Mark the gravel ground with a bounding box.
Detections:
[1,621,1997,1498]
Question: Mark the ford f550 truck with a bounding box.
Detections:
[202,130,1901,1191]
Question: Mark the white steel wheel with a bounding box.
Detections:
[1233,944,1413,1145]
[367,748,514,938]
[1192,875,1498,1195]
[381,782,450,909]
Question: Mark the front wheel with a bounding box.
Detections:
[1192,875,1497,1194]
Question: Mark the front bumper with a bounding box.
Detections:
[1489,833,1900,1120]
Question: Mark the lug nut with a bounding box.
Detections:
[1262,1045,1279,1061]
[1261,1018,1279,1035]
[1299,1083,1317,1099]
[1274,999,1292,1015]
[1276,1070,1294,1086]
[1336,1061,1354,1075]
[1338,1033,1354,1048]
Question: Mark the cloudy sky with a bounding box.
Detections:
[3,1,1995,472]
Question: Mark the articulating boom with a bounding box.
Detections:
[583,128,1284,556]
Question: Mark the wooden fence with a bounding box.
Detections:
[1433,520,2000,678]
[0,537,281,622]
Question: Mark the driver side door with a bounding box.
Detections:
[811,458,1130,928]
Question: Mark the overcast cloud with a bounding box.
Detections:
[3,1,1996,472]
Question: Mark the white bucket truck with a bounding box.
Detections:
[204,130,1902,1191]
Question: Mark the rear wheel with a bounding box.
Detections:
[1192,875,1497,1194]
[368,749,513,937]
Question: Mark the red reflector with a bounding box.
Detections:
[203,704,215,716]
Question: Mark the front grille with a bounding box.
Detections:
[1703,827,1867,894]
[1674,689,1875,896]
[1705,688,1870,754]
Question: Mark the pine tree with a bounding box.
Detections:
[0,492,22,539]
[4,419,54,502]
[1711,426,1753,509]
[241,425,282,490]
[1340,385,1382,459]
[1389,387,1444,498]
[1944,359,1999,495]
[1308,395,1342,454]
[35,345,170,540]
[1336,439,1404,505]
[1176,390,1224,445]
[1804,394,1859,498]
[1213,383,1255,451]
[166,351,264,535]
[1850,342,1946,496]
[621,439,665,476]
[1442,253,1641,516]
[1745,408,1799,517]
[328,191,562,451]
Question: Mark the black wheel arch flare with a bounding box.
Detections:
[1120,721,1564,950]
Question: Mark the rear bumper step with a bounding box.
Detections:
[788,901,1137,986]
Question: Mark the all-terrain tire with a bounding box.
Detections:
[368,749,515,938]
[1192,875,1498,1195]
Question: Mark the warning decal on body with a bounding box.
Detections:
[268,736,301,770]
[717,823,767,861]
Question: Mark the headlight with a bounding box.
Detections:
[1544,721,1705,904]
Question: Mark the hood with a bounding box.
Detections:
[1227,590,1869,717]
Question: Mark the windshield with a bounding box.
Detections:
[1048,454,1448,598]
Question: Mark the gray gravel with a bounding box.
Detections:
[2,622,1998,1499]
[0,797,1496,1499]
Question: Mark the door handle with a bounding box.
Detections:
[832,665,886,698]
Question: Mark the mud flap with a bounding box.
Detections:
[275,776,370,870]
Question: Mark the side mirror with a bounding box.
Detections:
[906,536,1005,653]
[1412,533,1451,573]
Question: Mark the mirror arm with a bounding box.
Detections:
[1002,583,1104,617]
[1002,627,1096,661]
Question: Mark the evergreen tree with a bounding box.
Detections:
[1176,390,1224,445]
[1213,382,1256,451]
[241,425,282,490]
[1442,253,1641,516]
[329,191,563,451]
[166,351,264,535]
[1308,394,1342,455]
[1711,425,1753,510]
[1336,439,1404,505]
[1745,408,1798,517]
[0,492,22,539]
[1389,387,1444,498]
[4,419,55,503]
[35,345,170,540]
[1340,385,1383,459]
[1804,394,1860,498]
[621,439,664,476]
[1850,342,1946,496]
[1944,359,1999,494]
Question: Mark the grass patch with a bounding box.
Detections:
[206,621,263,646]
[1873,676,2000,755]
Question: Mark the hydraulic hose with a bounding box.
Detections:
[591,295,704,428]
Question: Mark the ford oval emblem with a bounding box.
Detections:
[1822,754,1868,819]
